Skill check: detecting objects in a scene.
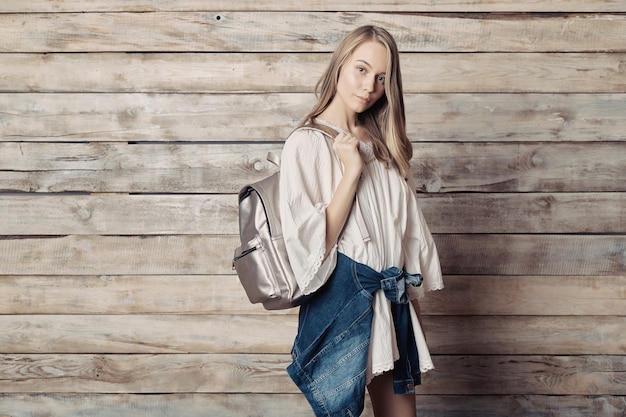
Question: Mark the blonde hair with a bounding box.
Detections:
[299,25,412,178]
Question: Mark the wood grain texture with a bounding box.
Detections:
[2,93,625,142]
[1,193,624,235]
[2,0,626,13]
[0,195,239,235]
[435,234,626,276]
[3,53,626,93]
[1,143,625,193]
[0,234,624,276]
[2,275,623,316]
[2,12,626,53]
[0,315,623,355]
[0,275,272,315]
[0,393,624,417]
[412,142,626,193]
[0,393,316,417]
[422,275,626,316]
[0,354,624,395]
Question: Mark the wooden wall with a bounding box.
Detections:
[1,1,625,416]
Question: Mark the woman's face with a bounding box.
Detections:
[335,40,388,115]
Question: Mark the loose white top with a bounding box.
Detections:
[279,127,444,381]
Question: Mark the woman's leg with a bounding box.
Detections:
[367,372,416,417]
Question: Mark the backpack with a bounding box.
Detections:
[232,126,369,310]
[232,150,302,310]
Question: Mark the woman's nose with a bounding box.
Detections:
[363,76,375,92]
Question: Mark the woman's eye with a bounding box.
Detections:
[357,66,365,73]
[377,75,386,84]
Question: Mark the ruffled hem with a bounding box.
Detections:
[366,357,435,385]
[367,362,395,385]
[420,362,435,373]
[299,244,338,296]
[299,246,327,295]
[410,282,445,300]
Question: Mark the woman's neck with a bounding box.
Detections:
[317,101,358,133]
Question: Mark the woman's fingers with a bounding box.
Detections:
[333,132,363,177]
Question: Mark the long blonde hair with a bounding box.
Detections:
[299,25,412,178]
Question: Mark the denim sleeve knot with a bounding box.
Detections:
[379,267,423,304]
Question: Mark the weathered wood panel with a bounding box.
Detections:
[0,354,624,395]
[2,275,624,316]
[0,195,239,235]
[2,13,626,53]
[0,275,271,316]
[0,394,623,417]
[3,53,626,93]
[0,394,318,417]
[0,393,315,417]
[0,316,623,355]
[1,143,625,193]
[1,193,624,235]
[418,193,626,233]
[413,142,626,193]
[2,93,625,142]
[0,235,625,276]
[2,0,626,13]
[435,235,626,276]
[423,275,626,316]
[0,315,298,354]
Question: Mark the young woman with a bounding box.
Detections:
[279,25,444,417]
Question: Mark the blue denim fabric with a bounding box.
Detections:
[287,253,422,417]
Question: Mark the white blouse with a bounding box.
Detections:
[279,127,444,382]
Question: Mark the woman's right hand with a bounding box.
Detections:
[325,131,364,258]
[332,132,363,181]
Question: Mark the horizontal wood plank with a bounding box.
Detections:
[3,53,626,94]
[0,315,298,354]
[0,393,314,417]
[1,143,625,193]
[0,354,624,395]
[414,142,626,193]
[1,275,624,316]
[0,275,274,315]
[418,192,626,233]
[0,393,623,417]
[2,1,626,13]
[0,195,239,235]
[2,12,626,53]
[0,142,282,194]
[422,275,626,316]
[1,193,624,235]
[0,234,624,276]
[2,93,625,143]
[427,316,626,355]
[435,234,626,276]
[0,315,623,355]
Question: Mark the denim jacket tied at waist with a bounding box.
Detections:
[287,253,423,417]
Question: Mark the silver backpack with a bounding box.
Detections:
[232,151,301,310]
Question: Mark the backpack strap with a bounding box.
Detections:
[292,126,371,244]
[353,198,371,243]
[267,151,280,168]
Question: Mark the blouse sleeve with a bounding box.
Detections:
[279,128,340,295]
[403,177,444,299]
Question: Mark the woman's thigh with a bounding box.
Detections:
[367,372,417,417]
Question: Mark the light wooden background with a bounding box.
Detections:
[1,1,625,416]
